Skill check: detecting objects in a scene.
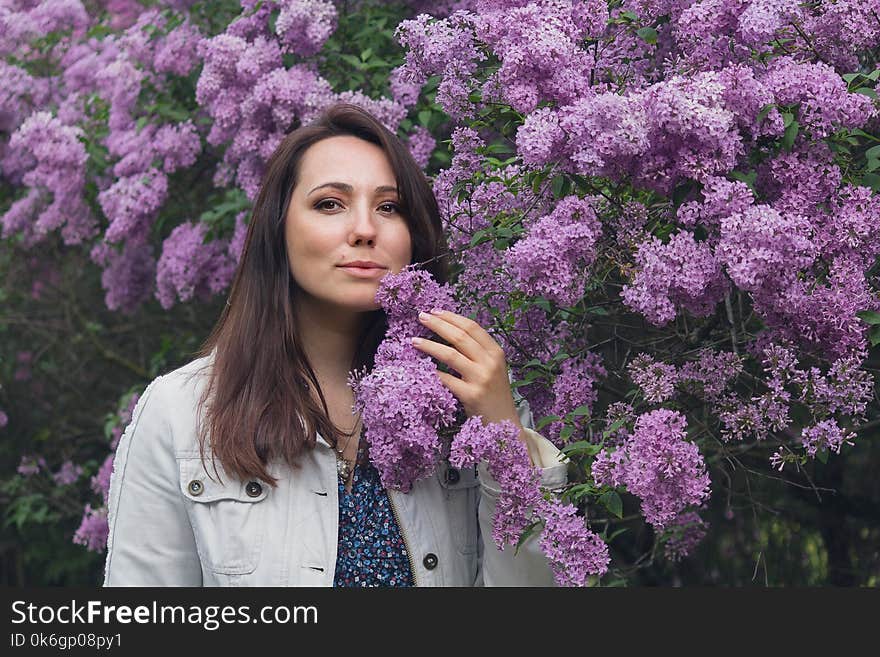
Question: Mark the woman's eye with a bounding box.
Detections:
[380,202,400,214]
[316,199,341,211]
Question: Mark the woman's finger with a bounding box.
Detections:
[417,310,487,364]
[410,336,473,377]
[431,309,501,353]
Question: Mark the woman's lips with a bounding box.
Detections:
[337,265,388,279]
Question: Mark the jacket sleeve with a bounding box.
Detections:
[473,384,568,587]
[103,375,203,586]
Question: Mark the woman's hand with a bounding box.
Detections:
[410,308,541,466]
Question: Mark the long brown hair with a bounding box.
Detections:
[190,102,450,486]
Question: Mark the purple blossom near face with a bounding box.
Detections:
[662,510,708,562]
[73,504,108,553]
[592,409,710,531]
[155,220,236,310]
[275,0,338,57]
[800,419,855,458]
[535,497,610,585]
[628,353,678,404]
[503,195,603,307]
[52,460,83,486]
[372,265,459,358]
[350,266,461,491]
[621,231,729,327]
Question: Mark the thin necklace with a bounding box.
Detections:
[335,418,362,483]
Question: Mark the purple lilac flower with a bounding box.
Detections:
[592,409,710,530]
[662,510,708,562]
[503,195,603,307]
[17,455,47,477]
[535,497,610,586]
[622,231,729,327]
[52,460,83,486]
[800,419,855,458]
[449,416,542,549]
[73,504,108,553]
[155,221,236,310]
[627,353,678,404]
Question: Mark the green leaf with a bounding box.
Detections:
[816,448,828,464]
[559,425,574,441]
[636,27,657,45]
[856,310,880,325]
[603,416,627,438]
[535,414,562,430]
[418,110,432,128]
[551,175,566,199]
[513,521,541,556]
[562,441,603,457]
[782,118,799,150]
[866,145,880,160]
[870,325,880,347]
[855,88,878,99]
[608,527,629,541]
[468,229,489,248]
[862,172,880,192]
[569,404,592,417]
[360,47,372,61]
[756,103,775,124]
[599,490,623,518]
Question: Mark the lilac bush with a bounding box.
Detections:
[3,0,879,585]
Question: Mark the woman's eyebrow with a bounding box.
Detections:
[307,182,398,196]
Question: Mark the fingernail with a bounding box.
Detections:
[430,308,443,314]
[410,337,422,345]
[418,311,430,321]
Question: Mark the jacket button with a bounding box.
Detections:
[245,481,263,497]
[423,553,438,570]
[446,467,460,485]
[187,480,203,496]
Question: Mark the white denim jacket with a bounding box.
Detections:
[103,354,569,587]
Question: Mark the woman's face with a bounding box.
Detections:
[285,135,413,314]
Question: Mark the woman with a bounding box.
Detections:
[103,103,567,587]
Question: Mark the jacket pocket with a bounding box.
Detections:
[177,457,269,575]
[437,461,480,556]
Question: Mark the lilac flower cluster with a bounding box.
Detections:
[351,267,460,492]
[661,510,708,562]
[593,409,710,530]
[503,195,603,307]
[627,353,678,404]
[449,415,542,548]
[543,352,607,447]
[155,221,237,310]
[621,231,729,327]
[534,497,610,586]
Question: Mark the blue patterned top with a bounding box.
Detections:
[333,443,415,587]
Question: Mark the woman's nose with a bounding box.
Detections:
[349,203,379,244]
